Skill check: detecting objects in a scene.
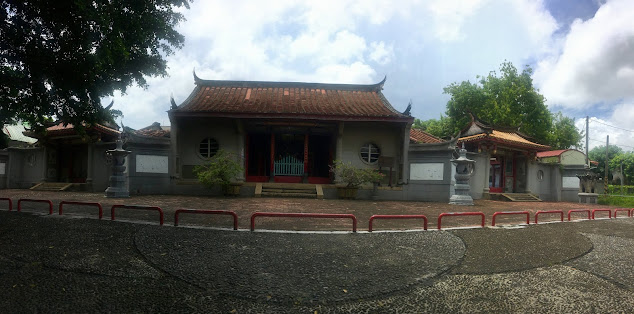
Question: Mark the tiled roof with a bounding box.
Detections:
[133,122,170,138]
[410,129,443,144]
[170,77,412,122]
[536,150,568,158]
[459,130,550,151]
[46,123,120,136]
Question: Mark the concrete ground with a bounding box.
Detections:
[0,191,633,312]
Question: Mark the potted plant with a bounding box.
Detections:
[193,149,244,196]
[329,160,384,199]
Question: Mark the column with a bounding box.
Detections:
[270,133,275,181]
[235,120,245,182]
[335,122,344,183]
[303,134,309,174]
[86,143,94,191]
[401,123,411,184]
[170,118,180,178]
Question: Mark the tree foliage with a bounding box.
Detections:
[548,112,584,150]
[0,0,190,130]
[588,145,623,179]
[412,116,453,138]
[414,62,583,149]
[609,152,634,185]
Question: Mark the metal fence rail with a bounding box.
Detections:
[491,211,530,226]
[17,199,53,215]
[437,212,485,230]
[250,212,357,232]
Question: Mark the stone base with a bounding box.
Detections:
[105,187,129,198]
[578,193,598,204]
[449,194,474,206]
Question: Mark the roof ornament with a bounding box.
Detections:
[376,75,387,91]
[193,68,201,84]
[170,93,177,110]
[403,99,412,116]
[105,100,114,111]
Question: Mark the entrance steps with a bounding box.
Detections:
[499,193,542,202]
[255,183,323,199]
[30,182,74,192]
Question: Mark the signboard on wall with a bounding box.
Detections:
[410,163,444,181]
[562,176,579,189]
[0,162,5,175]
[136,155,168,174]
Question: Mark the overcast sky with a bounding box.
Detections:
[104,0,634,152]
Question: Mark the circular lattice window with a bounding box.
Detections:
[359,143,380,164]
[198,138,219,158]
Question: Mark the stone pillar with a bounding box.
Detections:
[86,143,94,191]
[335,122,344,183]
[482,151,491,197]
[235,120,245,182]
[170,117,180,179]
[401,123,411,184]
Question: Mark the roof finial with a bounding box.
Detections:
[193,68,201,84]
[377,75,387,90]
[170,93,177,110]
[403,99,412,116]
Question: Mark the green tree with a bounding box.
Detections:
[0,0,190,130]
[588,145,623,179]
[609,152,634,185]
[442,61,581,148]
[548,112,584,149]
[413,116,453,138]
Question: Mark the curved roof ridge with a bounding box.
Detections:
[192,76,387,92]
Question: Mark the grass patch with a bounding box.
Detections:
[599,195,634,207]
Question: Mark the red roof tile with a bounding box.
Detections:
[170,78,412,122]
[536,150,569,158]
[410,129,443,144]
[46,123,120,136]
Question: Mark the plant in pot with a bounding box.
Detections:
[330,160,384,199]
[193,149,244,196]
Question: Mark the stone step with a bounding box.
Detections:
[261,192,318,198]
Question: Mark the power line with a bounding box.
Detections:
[589,137,634,149]
[590,118,634,133]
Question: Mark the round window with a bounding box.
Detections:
[198,138,219,158]
[537,170,544,181]
[359,143,381,164]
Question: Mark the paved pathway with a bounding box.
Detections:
[0,210,633,313]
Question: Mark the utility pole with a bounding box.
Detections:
[585,116,589,166]
[604,135,609,194]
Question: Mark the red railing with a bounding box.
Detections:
[174,209,238,230]
[437,212,485,230]
[250,212,357,232]
[0,197,12,211]
[110,205,164,226]
[491,211,530,226]
[17,199,53,215]
[614,208,631,218]
[568,209,591,221]
[534,210,564,224]
[59,201,103,219]
[368,214,428,232]
[592,209,612,220]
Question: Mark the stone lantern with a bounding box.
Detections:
[105,134,131,198]
[449,146,476,205]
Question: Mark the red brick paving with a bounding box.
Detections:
[0,189,620,231]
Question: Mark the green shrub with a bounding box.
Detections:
[193,149,243,189]
[329,160,384,188]
[606,184,634,196]
[598,195,634,207]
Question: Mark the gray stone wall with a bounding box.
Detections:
[0,150,7,189]
[127,143,171,195]
[405,150,454,202]
[468,152,489,200]
[6,147,46,188]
